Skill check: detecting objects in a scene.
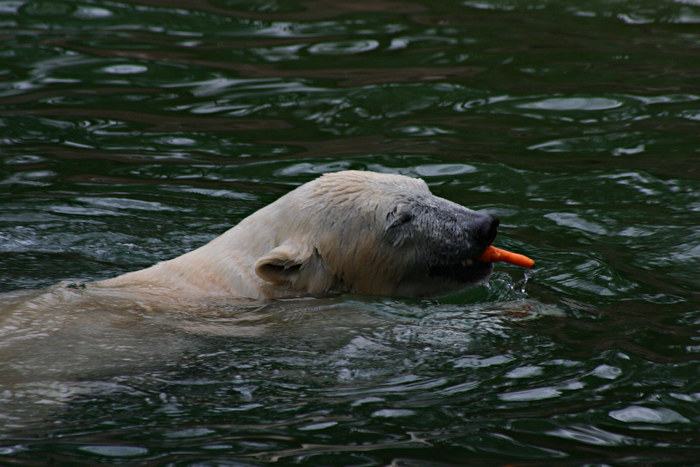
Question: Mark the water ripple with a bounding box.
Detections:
[1,0,699,464]
[519,97,623,111]
[609,405,691,425]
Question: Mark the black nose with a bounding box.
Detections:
[476,214,499,246]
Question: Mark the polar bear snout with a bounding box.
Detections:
[412,201,499,260]
[387,204,501,298]
[474,214,499,248]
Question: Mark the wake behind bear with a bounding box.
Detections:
[92,170,514,300]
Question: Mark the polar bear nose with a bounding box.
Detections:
[475,214,500,246]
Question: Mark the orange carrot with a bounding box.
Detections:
[477,246,535,269]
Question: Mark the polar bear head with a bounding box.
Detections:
[252,171,499,298]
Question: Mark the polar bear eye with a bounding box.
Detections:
[387,211,414,229]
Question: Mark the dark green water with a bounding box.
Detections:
[1,0,699,464]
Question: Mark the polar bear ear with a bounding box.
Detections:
[254,243,312,286]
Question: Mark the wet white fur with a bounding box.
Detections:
[97,171,431,299]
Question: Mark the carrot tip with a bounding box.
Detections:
[477,246,535,269]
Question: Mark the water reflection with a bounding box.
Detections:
[1,0,699,463]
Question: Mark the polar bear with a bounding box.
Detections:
[94,170,500,299]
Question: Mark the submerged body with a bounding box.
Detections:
[0,170,529,420]
[97,171,501,299]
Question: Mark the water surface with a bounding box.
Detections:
[1,0,699,464]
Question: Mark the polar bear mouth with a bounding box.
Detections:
[426,214,498,284]
[428,257,493,283]
[399,257,493,298]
